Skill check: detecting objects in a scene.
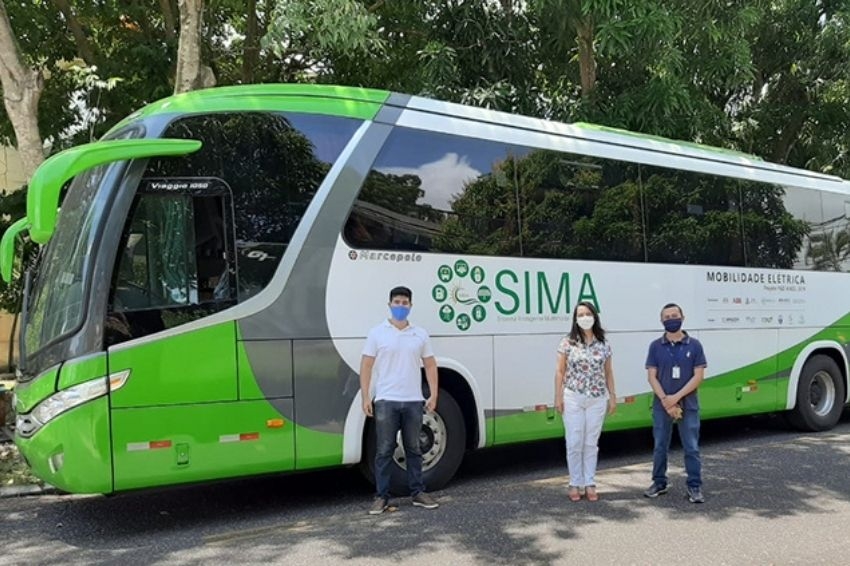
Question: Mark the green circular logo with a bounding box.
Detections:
[432,285,448,303]
[471,266,485,284]
[433,260,490,331]
[438,265,453,283]
[439,304,455,322]
[477,286,492,303]
[454,260,469,278]
[472,305,486,322]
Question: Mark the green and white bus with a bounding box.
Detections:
[4,84,849,495]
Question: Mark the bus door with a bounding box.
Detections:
[105,177,291,490]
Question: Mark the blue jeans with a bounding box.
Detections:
[374,400,425,499]
[652,405,701,489]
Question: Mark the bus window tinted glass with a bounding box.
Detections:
[532,154,644,261]
[345,127,645,261]
[642,166,747,266]
[742,183,812,269]
[146,112,360,300]
[345,128,521,255]
[801,189,850,271]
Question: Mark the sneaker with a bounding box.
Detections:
[369,497,389,515]
[644,483,669,498]
[687,487,705,504]
[412,492,439,509]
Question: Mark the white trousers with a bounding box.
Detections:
[563,388,608,488]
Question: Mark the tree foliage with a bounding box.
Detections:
[0,0,846,321]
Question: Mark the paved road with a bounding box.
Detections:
[3,413,850,565]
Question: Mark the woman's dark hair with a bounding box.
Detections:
[569,301,606,344]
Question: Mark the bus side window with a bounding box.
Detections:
[106,191,236,346]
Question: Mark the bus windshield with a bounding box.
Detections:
[24,164,114,357]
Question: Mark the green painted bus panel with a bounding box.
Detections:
[490,396,656,445]
[484,414,496,448]
[57,353,108,391]
[491,410,564,445]
[28,139,202,244]
[295,427,345,470]
[700,353,780,418]
[110,84,389,133]
[14,366,59,414]
[108,323,237,408]
[111,399,295,491]
[0,216,28,282]
[16,396,112,494]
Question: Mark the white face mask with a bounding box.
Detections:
[576,315,595,330]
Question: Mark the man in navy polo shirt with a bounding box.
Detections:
[644,303,707,503]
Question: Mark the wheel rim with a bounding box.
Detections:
[809,370,836,417]
[392,410,448,472]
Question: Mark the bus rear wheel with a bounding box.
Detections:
[362,388,466,495]
[788,355,846,432]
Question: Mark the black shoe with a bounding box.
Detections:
[687,487,705,503]
[644,483,669,498]
[369,497,389,515]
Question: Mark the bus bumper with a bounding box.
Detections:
[14,396,112,494]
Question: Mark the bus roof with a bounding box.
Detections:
[108,84,391,133]
[110,83,845,189]
[394,93,845,187]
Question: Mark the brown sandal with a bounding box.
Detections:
[586,486,599,501]
[568,487,581,502]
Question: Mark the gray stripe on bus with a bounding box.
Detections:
[238,122,393,432]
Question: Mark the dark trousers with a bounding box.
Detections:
[374,400,425,499]
[652,405,702,489]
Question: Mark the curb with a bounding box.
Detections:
[0,483,57,498]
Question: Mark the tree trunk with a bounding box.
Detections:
[160,0,177,42]
[771,106,806,164]
[241,0,258,84]
[174,0,214,93]
[0,1,44,179]
[576,19,596,97]
[53,0,97,64]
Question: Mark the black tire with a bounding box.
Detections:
[361,388,466,495]
[787,355,846,432]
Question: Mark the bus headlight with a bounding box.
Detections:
[31,378,109,427]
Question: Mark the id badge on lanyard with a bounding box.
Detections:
[668,344,685,380]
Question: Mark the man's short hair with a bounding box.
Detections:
[389,286,413,301]
[661,302,683,316]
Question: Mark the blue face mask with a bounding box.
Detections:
[390,305,411,321]
[663,318,683,333]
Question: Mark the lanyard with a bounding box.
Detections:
[665,341,688,367]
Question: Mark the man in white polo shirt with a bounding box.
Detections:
[360,285,439,515]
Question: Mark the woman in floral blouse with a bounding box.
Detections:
[554,301,616,501]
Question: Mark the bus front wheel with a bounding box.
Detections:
[788,355,846,432]
[362,388,466,495]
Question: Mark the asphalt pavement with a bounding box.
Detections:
[3,413,850,565]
